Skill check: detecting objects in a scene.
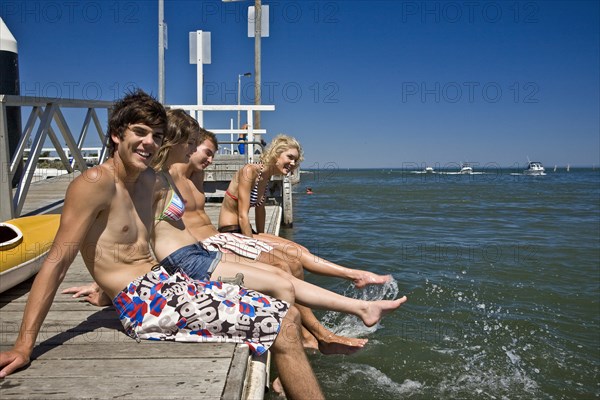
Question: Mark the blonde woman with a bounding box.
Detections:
[219,134,302,236]
[218,135,392,285]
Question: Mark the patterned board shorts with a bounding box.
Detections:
[202,233,273,260]
[113,266,290,355]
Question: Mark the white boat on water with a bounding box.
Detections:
[459,163,473,174]
[411,166,436,174]
[524,161,546,176]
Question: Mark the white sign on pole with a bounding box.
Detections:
[189,31,211,64]
[188,30,212,123]
[248,5,269,38]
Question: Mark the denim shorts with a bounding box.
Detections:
[159,243,222,281]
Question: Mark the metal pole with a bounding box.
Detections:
[196,31,204,126]
[237,74,242,130]
[237,72,251,129]
[254,0,261,130]
[158,0,165,103]
[0,102,15,220]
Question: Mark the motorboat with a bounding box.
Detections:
[411,166,436,174]
[524,161,546,176]
[459,163,473,174]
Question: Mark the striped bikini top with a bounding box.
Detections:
[249,165,267,207]
[224,164,267,208]
[156,178,185,222]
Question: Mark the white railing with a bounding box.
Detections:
[1,95,275,220]
[27,147,104,163]
[167,104,275,164]
[0,95,112,220]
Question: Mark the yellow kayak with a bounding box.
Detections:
[0,214,60,293]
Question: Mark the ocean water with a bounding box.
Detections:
[277,168,600,399]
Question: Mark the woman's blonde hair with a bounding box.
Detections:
[260,134,304,166]
[152,109,199,171]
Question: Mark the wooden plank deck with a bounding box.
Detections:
[1,255,251,399]
[1,177,282,399]
[14,172,79,217]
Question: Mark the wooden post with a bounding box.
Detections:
[158,0,165,103]
[254,0,261,130]
[281,175,293,227]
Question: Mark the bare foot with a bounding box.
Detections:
[360,296,408,327]
[318,333,368,355]
[353,272,393,288]
[272,377,286,397]
[301,327,319,352]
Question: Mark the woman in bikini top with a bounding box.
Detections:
[224,164,267,208]
[150,110,206,260]
[218,135,304,237]
[155,175,185,222]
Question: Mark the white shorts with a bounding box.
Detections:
[202,233,273,260]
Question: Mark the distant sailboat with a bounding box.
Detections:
[554,165,557,172]
[567,164,570,172]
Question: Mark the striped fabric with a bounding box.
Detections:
[161,192,185,221]
[202,233,273,260]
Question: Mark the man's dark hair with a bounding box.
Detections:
[106,89,167,157]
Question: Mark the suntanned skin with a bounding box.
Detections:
[61,142,404,348]
[173,140,390,353]
[174,155,363,352]
[150,137,406,330]
[214,139,400,344]
[0,122,163,378]
[0,106,328,400]
[217,143,392,287]
[219,161,281,237]
[146,127,405,399]
[61,120,407,399]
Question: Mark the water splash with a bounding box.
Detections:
[320,278,400,337]
[422,278,542,397]
[320,362,423,398]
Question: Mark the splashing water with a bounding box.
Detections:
[319,362,423,398]
[288,169,600,399]
[421,278,542,398]
[320,278,400,337]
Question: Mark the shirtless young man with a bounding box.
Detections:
[0,91,325,400]
[168,128,394,353]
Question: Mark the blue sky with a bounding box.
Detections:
[1,0,598,168]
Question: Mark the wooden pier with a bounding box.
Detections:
[0,176,282,399]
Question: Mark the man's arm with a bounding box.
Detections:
[0,169,112,377]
